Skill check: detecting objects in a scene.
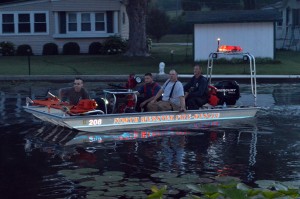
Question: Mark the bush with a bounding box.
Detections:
[16,44,33,56]
[103,36,127,55]
[43,43,58,55]
[63,42,80,55]
[89,42,103,55]
[0,41,15,56]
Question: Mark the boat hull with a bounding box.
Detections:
[24,106,259,133]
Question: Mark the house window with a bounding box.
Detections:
[277,11,283,27]
[292,9,300,26]
[18,14,30,33]
[95,13,105,31]
[68,13,77,31]
[34,13,46,32]
[2,14,14,33]
[1,12,48,34]
[81,13,91,31]
[66,12,105,33]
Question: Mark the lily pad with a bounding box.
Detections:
[103,190,123,197]
[127,178,141,182]
[95,175,123,182]
[86,190,104,197]
[58,169,77,176]
[150,172,178,179]
[214,176,241,183]
[236,182,251,191]
[282,180,300,189]
[123,185,146,191]
[102,171,125,176]
[124,191,147,198]
[63,173,91,181]
[255,180,276,189]
[274,182,288,191]
[197,177,214,184]
[167,189,180,195]
[74,168,99,174]
[172,183,192,192]
[79,180,105,188]
[186,184,202,193]
[160,177,186,184]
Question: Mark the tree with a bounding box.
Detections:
[124,0,149,57]
[146,8,170,42]
[243,0,256,9]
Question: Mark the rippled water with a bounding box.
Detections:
[0,82,300,198]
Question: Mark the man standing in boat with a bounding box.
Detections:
[147,69,186,112]
[184,65,209,110]
[136,73,161,112]
[59,77,90,105]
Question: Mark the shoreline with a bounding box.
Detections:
[0,74,299,83]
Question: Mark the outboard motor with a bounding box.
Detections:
[214,80,240,105]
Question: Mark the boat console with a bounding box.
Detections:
[103,89,138,114]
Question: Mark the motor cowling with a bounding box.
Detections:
[214,80,240,105]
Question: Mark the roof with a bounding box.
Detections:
[186,9,281,24]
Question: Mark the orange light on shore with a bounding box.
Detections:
[218,45,243,52]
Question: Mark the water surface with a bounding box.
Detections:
[0,82,299,198]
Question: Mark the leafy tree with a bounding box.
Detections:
[123,0,149,57]
[180,0,279,11]
[243,0,256,9]
[147,8,170,42]
[169,14,193,34]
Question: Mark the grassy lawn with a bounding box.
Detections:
[0,43,299,76]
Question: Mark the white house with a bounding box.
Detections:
[264,0,300,50]
[186,10,280,61]
[0,0,129,55]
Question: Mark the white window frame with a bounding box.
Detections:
[34,13,47,33]
[66,12,106,35]
[0,11,49,35]
[2,13,14,33]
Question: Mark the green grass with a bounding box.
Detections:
[156,34,193,43]
[0,45,299,76]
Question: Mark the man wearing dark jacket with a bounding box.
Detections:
[184,65,209,110]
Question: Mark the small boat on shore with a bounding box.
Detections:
[24,48,259,133]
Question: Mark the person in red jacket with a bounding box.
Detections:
[136,73,161,112]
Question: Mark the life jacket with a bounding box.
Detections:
[69,99,98,114]
[32,97,98,115]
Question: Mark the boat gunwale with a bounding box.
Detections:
[23,105,260,120]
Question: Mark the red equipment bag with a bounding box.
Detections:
[208,85,219,106]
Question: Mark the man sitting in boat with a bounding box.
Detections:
[58,77,90,105]
[136,73,161,112]
[147,69,186,112]
[184,65,209,110]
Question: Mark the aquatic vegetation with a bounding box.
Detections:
[147,185,167,199]
[57,168,300,198]
[187,178,300,199]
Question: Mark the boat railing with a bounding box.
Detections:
[103,89,138,114]
[207,51,257,106]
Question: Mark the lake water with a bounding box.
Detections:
[0,82,300,199]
